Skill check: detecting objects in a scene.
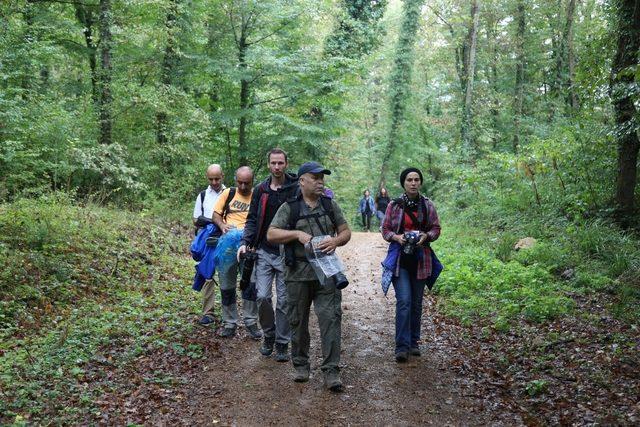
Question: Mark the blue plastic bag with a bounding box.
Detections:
[213,228,243,274]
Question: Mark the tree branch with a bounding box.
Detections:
[246,16,297,47]
[248,91,303,107]
[427,5,455,37]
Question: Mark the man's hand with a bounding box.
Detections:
[220,223,234,234]
[316,237,338,254]
[297,230,313,245]
[237,245,247,262]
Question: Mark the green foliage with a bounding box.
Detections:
[525,379,549,397]
[0,194,197,423]
[434,222,575,326]
[325,0,388,59]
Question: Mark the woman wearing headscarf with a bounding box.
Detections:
[381,168,441,362]
[358,189,375,232]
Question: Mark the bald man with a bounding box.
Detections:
[194,164,226,326]
[193,164,225,228]
[211,166,261,339]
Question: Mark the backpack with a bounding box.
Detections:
[283,195,338,267]
[247,175,298,248]
[199,187,236,219]
[287,195,337,234]
[220,187,237,220]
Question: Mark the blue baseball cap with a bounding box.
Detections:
[297,161,331,177]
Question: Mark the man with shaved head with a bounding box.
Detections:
[193,164,225,227]
[212,166,261,339]
[193,164,226,326]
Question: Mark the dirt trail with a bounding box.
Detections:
[144,233,517,426]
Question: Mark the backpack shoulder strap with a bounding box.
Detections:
[287,196,301,230]
[222,187,237,220]
[319,196,337,231]
[200,190,207,215]
[253,185,270,245]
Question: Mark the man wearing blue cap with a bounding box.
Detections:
[267,161,351,392]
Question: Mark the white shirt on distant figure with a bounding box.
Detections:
[193,185,226,220]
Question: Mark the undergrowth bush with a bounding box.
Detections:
[0,193,199,423]
[435,236,574,327]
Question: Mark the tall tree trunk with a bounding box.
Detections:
[486,10,500,150]
[98,0,113,145]
[20,1,36,97]
[379,0,425,185]
[207,16,221,147]
[553,0,565,98]
[156,0,179,147]
[513,0,525,154]
[74,5,99,104]
[609,0,640,218]
[564,0,578,111]
[238,33,249,167]
[460,0,480,160]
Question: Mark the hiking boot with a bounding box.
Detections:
[323,370,342,392]
[409,347,421,356]
[259,337,275,356]
[395,351,408,363]
[198,315,216,326]
[218,326,236,338]
[274,343,289,362]
[293,366,310,383]
[246,323,262,340]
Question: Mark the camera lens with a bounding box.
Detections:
[333,272,349,289]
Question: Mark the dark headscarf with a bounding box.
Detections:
[400,167,423,187]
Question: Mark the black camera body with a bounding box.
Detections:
[402,231,421,255]
[239,250,258,291]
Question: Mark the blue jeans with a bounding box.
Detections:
[392,268,426,354]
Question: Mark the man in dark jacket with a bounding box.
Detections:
[238,148,297,361]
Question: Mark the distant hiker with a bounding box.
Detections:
[193,164,226,232]
[193,164,226,326]
[375,187,391,226]
[380,167,441,363]
[358,189,375,232]
[238,148,297,362]
[267,161,351,392]
[212,166,261,340]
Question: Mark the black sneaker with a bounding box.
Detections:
[293,366,310,383]
[218,326,236,338]
[409,347,421,356]
[246,323,262,340]
[323,370,342,392]
[259,338,275,356]
[274,343,289,362]
[395,352,408,363]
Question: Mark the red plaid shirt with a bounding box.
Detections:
[381,196,441,280]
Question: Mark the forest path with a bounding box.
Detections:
[140,232,518,426]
